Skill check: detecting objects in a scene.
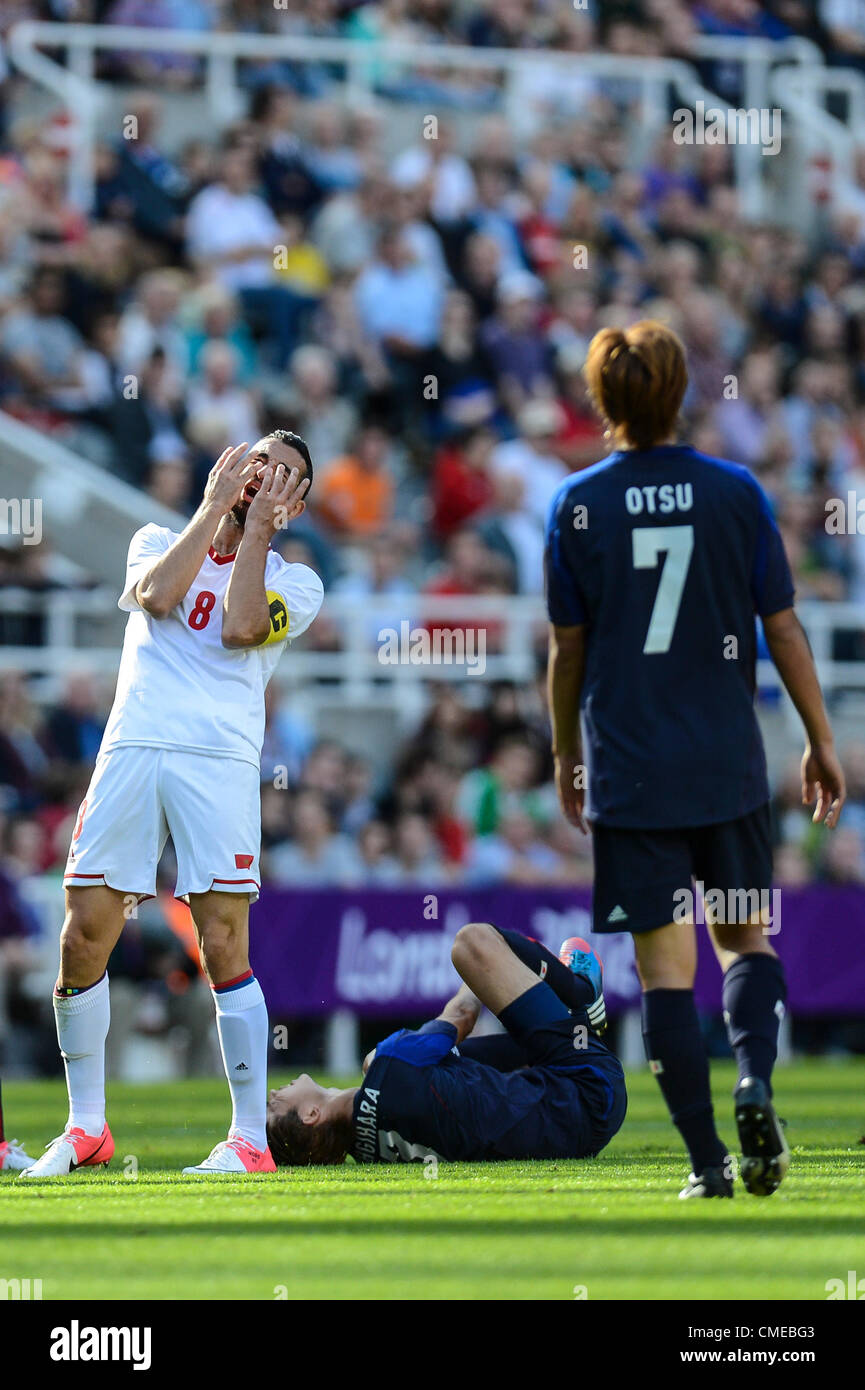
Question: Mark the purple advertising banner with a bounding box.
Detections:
[250,885,865,1019]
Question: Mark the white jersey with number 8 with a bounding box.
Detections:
[100,523,324,768]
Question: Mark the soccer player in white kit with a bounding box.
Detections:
[21,432,324,1178]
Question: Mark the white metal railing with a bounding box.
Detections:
[772,66,857,206]
[689,34,837,222]
[7,20,809,221]
[0,586,863,698]
[693,33,865,224]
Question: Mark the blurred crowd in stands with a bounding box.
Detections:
[3,2,865,1066]
[0,6,864,604]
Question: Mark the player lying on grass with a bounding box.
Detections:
[266,923,625,1166]
[21,434,323,1180]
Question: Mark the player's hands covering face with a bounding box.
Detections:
[246,463,310,535]
[203,442,255,513]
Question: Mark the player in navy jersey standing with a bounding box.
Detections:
[545,321,846,1200]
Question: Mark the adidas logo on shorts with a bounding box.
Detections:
[606,904,629,923]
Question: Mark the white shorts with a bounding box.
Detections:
[64,746,261,903]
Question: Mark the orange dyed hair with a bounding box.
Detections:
[583,319,688,450]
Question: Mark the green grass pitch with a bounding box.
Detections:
[1,1061,863,1301]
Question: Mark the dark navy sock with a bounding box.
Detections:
[642,988,727,1174]
[493,926,594,1010]
[722,952,787,1096]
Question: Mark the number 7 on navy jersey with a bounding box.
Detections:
[632,525,694,655]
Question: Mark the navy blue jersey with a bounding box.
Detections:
[545,445,794,829]
[351,1020,623,1163]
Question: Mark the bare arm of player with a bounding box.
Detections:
[135,443,253,618]
[548,622,588,834]
[222,463,310,648]
[438,982,483,1041]
[762,606,846,828]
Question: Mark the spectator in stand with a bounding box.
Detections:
[421,288,497,436]
[457,734,548,837]
[316,422,395,538]
[332,530,418,645]
[389,810,448,884]
[118,269,189,396]
[41,672,105,768]
[820,0,865,71]
[551,342,607,471]
[340,754,377,836]
[0,674,47,803]
[105,344,187,488]
[356,819,399,884]
[480,270,553,414]
[392,122,477,225]
[1,267,87,413]
[185,140,304,367]
[0,839,40,1070]
[459,231,503,322]
[184,340,261,459]
[432,425,496,539]
[146,447,194,512]
[310,170,389,276]
[714,347,785,469]
[279,344,357,469]
[466,807,561,884]
[103,94,190,250]
[250,84,322,219]
[489,397,568,593]
[266,788,361,887]
[354,225,445,357]
[18,147,88,263]
[184,282,258,384]
[260,680,316,789]
[106,0,215,86]
[299,739,352,821]
[423,526,512,653]
[820,827,865,882]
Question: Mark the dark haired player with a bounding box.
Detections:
[545,320,845,1200]
[22,433,323,1180]
[266,925,625,1167]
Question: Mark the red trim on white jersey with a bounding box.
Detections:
[208,547,237,565]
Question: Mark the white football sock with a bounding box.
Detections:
[212,974,268,1150]
[54,972,110,1137]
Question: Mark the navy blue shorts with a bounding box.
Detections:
[502,982,627,1153]
[591,802,773,935]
